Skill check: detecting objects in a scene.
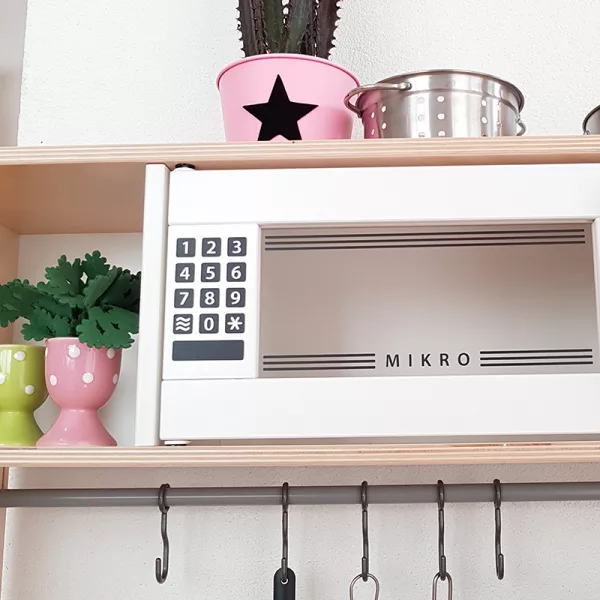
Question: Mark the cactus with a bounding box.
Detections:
[237,0,342,58]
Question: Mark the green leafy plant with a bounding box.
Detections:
[238,0,342,58]
[0,251,141,349]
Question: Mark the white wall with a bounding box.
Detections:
[9,1,600,599]
[17,0,600,144]
[0,0,27,145]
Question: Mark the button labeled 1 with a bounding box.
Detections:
[176,238,196,257]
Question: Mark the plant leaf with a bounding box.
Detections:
[0,279,76,328]
[316,0,341,59]
[0,280,48,325]
[41,255,84,298]
[76,306,139,349]
[263,0,284,51]
[82,250,110,280]
[238,0,266,56]
[283,0,312,52]
[101,270,141,312]
[82,267,121,308]
[22,307,72,340]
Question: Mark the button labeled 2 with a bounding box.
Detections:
[202,238,222,257]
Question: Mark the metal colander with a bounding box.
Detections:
[345,69,526,139]
[583,105,600,134]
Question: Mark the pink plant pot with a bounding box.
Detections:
[217,54,359,142]
[37,338,122,447]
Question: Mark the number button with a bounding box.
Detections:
[175,263,195,283]
[202,238,222,257]
[200,288,220,308]
[174,289,194,308]
[176,238,196,257]
[199,313,219,334]
[173,314,193,334]
[200,263,221,282]
[228,237,247,257]
[227,262,246,282]
[225,313,245,334]
[226,288,246,308]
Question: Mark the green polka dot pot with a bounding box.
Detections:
[0,345,48,446]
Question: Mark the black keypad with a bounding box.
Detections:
[226,262,246,282]
[200,263,221,282]
[225,313,245,334]
[202,238,222,257]
[227,237,247,257]
[174,289,194,308]
[199,313,219,334]
[175,263,195,283]
[173,314,193,334]
[176,238,196,257]
[200,288,220,308]
[226,288,246,308]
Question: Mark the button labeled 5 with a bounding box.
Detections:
[201,263,221,282]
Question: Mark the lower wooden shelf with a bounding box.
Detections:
[0,441,599,468]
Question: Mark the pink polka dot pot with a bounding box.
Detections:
[37,337,122,447]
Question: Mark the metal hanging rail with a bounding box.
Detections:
[2,481,600,508]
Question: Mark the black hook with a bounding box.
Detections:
[155,483,170,584]
[281,482,289,584]
[494,479,505,580]
[437,480,447,581]
[361,481,369,582]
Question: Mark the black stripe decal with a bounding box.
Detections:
[481,361,594,367]
[263,359,376,365]
[266,235,585,246]
[265,241,585,251]
[480,355,592,361]
[263,365,377,372]
[263,353,376,359]
[481,348,593,354]
[265,228,585,240]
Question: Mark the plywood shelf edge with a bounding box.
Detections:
[1,136,600,170]
[0,442,599,468]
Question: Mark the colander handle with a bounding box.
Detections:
[516,118,527,136]
[344,82,413,116]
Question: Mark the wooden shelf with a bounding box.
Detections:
[1,136,600,235]
[1,441,600,468]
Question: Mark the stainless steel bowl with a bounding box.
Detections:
[345,69,526,139]
[583,105,600,134]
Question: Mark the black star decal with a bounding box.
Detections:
[243,75,318,141]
